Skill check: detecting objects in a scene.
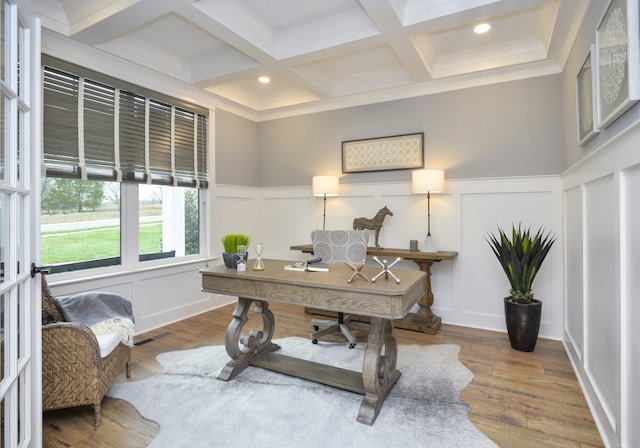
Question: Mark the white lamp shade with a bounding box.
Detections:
[412,169,445,193]
[312,175,339,197]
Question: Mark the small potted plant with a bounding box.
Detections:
[221,234,250,268]
[487,224,556,352]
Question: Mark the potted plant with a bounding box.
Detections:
[221,234,250,268]
[487,224,556,352]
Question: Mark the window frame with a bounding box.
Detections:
[40,56,212,279]
[41,181,210,282]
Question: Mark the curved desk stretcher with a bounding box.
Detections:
[200,259,425,425]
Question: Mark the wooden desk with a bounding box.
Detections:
[200,259,425,425]
[290,244,457,334]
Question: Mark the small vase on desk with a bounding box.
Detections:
[253,243,265,271]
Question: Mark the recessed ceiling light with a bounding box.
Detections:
[258,76,271,84]
[473,23,491,34]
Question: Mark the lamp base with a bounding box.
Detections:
[420,234,438,253]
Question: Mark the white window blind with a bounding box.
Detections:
[42,59,209,187]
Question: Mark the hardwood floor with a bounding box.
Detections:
[43,302,603,448]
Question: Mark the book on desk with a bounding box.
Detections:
[283,261,329,272]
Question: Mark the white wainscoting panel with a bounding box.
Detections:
[564,186,584,361]
[460,192,554,315]
[260,193,315,261]
[584,174,619,431]
[213,186,259,253]
[454,184,561,337]
[563,120,640,448]
[621,163,640,447]
[47,260,226,335]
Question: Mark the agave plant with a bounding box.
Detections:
[487,224,556,304]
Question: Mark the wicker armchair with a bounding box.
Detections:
[41,275,131,427]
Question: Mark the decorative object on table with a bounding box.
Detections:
[371,256,402,284]
[312,175,339,230]
[253,243,265,271]
[221,234,250,268]
[342,133,424,173]
[352,206,393,249]
[346,260,369,283]
[236,244,247,272]
[595,0,640,128]
[486,224,556,352]
[409,239,418,251]
[412,169,445,253]
[576,44,599,145]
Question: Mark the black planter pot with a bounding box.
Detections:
[504,297,542,352]
[222,252,239,268]
[223,252,249,268]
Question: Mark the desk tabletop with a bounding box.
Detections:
[200,259,425,319]
[290,244,458,262]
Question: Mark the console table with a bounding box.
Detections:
[200,259,425,425]
[290,244,457,334]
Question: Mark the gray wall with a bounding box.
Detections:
[215,109,259,187]
[216,75,565,187]
[562,0,640,168]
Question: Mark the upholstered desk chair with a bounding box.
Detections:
[310,229,369,348]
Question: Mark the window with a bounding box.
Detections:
[40,57,208,273]
[41,179,122,271]
[138,184,200,261]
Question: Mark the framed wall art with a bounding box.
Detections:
[596,0,640,128]
[576,45,599,145]
[342,132,424,173]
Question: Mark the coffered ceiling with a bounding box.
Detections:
[31,0,589,120]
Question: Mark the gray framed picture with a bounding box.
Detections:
[596,0,640,128]
[342,133,424,173]
[577,45,599,145]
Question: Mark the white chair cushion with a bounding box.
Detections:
[95,331,123,358]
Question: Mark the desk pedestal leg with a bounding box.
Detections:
[357,317,401,425]
[218,297,280,381]
[394,260,442,334]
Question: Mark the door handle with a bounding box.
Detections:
[31,263,52,278]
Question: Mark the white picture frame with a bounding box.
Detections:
[576,45,599,145]
[596,0,640,128]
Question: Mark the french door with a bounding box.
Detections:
[0,0,41,446]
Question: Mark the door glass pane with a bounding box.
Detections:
[18,370,25,445]
[0,396,3,448]
[1,292,4,381]
[16,194,23,277]
[1,1,4,82]
[18,282,24,359]
[17,21,23,99]
[0,192,6,283]
[0,91,5,182]
[16,108,21,187]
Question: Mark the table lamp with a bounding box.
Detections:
[412,169,444,252]
[312,175,339,230]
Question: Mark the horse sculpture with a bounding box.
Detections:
[353,206,393,249]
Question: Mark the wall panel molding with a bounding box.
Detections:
[215,175,563,339]
[562,123,640,448]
